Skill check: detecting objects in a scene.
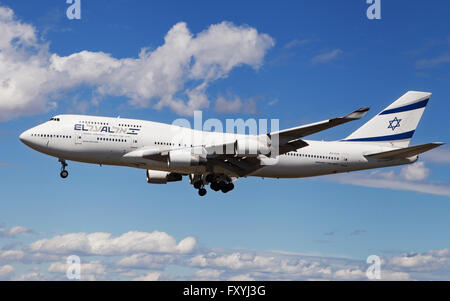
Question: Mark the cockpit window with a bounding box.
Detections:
[49,118,61,121]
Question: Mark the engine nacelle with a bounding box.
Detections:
[146,170,182,184]
[168,149,206,168]
[235,137,271,157]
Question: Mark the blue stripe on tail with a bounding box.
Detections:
[341,130,415,142]
[379,99,429,115]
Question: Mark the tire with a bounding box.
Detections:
[221,183,234,193]
[210,182,220,191]
[60,170,69,179]
[193,181,202,189]
[198,188,207,197]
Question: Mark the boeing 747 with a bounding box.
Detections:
[19,91,443,196]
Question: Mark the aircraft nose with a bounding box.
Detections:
[19,130,30,145]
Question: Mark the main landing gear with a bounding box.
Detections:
[191,174,236,197]
[210,181,234,193]
[59,159,69,179]
[193,180,208,197]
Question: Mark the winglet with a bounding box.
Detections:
[343,107,370,120]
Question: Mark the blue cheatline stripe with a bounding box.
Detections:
[379,98,429,115]
[342,130,415,142]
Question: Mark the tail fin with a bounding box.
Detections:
[342,91,431,147]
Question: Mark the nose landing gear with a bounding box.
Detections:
[59,159,69,179]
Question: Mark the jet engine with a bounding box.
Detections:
[168,149,206,168]
[146,170,182,184]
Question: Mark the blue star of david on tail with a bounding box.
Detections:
[388,117,402,131]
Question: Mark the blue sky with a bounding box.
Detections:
[0,0,449,280]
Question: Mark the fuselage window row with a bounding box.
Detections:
[285,152,339,160]
[30,134,72,139]
[79,121,109,126]
[78,121,143,128]
[97,137,126,142]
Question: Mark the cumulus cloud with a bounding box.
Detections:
[333,268,366,280]
[132,272,161,281]
[333,268,410,281]
[388,249,450,272]
[15,272,47,281]
[5,227,450,280]
[48,261,107,281]
[0,225,35,238]
[27,231,197,255]
[312,49,342,63]
[194,269,224,280]
[0,6,274,121]
[0,264,14,280]
[189,251,333,279]
[116,254,175,270]
[0,250,25,262]
[401,162,430,181]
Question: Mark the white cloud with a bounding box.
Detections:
[0,264,14,279]
[0,6,274,120]
[0,225,35,238]
[28,231,197,255]
[190,252,332,279]
[228,273,255,281]
[401,162,429,181]
[132,272,161,281]
[284,39,310,49]
[48,261,107,281]
[416,53,450,69]
[6,227,450,281]
[116,254,174,270]
[0,250,25,262]
[333,268,366,280]
[15,272,47,281]
[327,165,450,197]
[194,269,224,280]
[214,95,258,114]
[388,249,450,272]
[312,49,342,63]
[333,268,410,281]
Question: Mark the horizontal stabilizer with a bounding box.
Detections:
[365,142,444,160]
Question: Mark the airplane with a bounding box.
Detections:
[19,91,444,196]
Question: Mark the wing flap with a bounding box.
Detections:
[365,142,444,159]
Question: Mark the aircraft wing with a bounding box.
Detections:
[123,146,261,177]
[269,107,370,142]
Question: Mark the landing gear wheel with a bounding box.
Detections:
[60,170,69,179]
[221,183,234,193]
[210,182,220,192]
[59,158,69,179]
[198,188,207,197]
[193,181,203,189]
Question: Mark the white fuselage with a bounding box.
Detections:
[19,114,416,179]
